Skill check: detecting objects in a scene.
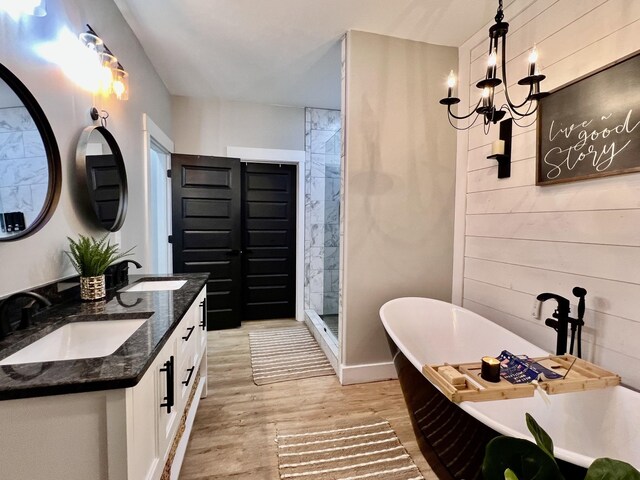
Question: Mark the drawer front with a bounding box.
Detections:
[178,308,197,359]
[195,290,207,363]
[156,338,179,456]
[177,347,199,409]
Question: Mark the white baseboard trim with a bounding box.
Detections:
[339,361,398,385]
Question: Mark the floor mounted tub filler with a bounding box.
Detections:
[380,297,640,480]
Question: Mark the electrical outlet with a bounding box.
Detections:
[531,299,541,319]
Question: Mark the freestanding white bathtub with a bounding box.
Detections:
[380,297,640,478]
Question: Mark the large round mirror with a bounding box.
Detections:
[0,63,61,241]
[76,126,128,231]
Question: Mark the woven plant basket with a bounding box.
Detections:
[80,275,106,301]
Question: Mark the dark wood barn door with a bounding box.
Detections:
[171,156,297,328]
[171,154,242,330]
[241,163,297,320]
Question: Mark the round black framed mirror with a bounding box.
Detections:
[76,126,128,232]
[0,63,61,242]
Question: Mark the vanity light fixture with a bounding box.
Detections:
[89,107,109,126]
[112,68,129,101]
[440,0,548,132]
[0,0,46,19]
[78,31,103,53]
[98,52,118,96]
[79,25,130,101]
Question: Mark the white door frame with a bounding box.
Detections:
[226,146,306,322]
[143,114,174,274]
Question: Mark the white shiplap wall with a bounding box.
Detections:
[453,0,640,389]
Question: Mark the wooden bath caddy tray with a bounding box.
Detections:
[422,355,620,403]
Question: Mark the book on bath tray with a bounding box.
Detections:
[497,350,563,384]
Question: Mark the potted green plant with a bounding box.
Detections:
[482,413,640,480]
[65,234,134,301]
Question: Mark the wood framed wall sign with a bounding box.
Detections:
[537,52,640,185]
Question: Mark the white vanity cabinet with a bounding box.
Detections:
[133,286,207,480]
[0,286,208,480]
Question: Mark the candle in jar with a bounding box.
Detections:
[481,356,501,383]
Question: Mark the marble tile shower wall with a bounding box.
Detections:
[304,108,341,315]
[323,130,340,315]
[0,106,48,226]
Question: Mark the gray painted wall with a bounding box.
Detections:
[342,31,457,371]
[171,96,305,156]
[0,0,172,296]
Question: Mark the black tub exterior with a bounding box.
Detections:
[387,334,496,479]
[385,334,587,479]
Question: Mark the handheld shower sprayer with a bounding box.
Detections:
[571,287,587,358]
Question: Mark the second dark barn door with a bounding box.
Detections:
[241,163,296,320]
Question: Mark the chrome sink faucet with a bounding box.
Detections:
[537,287,586,357]
[0,291,52,339]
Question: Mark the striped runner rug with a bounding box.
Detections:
[276,418,424,480]
[249,326,335,386]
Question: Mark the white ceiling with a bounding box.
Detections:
[114,0,502,110]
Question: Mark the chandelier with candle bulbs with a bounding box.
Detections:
[440,0,548,131]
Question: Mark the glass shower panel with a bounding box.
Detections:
[319,129,341,340]
[304,108,341,346]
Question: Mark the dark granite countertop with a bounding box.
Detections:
[0,273,208,401]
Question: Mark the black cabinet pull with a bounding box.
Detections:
[159,355,175,414]
[182,366,196,387]
[182,326,195,342]
[200,298,207,331]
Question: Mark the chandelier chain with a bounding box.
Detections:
[495,0,504,23]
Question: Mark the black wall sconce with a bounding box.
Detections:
[487,118,512,179]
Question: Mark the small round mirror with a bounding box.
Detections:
[0,63,61,241]
[76,126,128,231]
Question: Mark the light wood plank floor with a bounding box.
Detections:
[180,319,437,480]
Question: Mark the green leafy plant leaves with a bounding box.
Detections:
[483,414,640,480]
[482,436,565,480]
[585,458,640,480]
[505,468,520,480]
[526,412,555,460]
[65,234,134,277]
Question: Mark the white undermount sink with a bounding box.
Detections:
[120,280,187,292]
[0,319,146,365]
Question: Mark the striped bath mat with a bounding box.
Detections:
[249,326,334,385]
[276,418,424,480]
